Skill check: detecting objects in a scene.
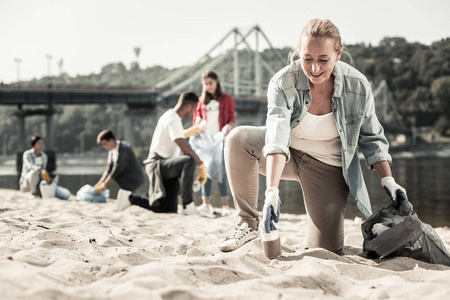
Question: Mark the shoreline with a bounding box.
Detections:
[1,145,449,168]
[1,155,450,229]
[0,188,449,299]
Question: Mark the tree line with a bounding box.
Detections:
[1,36,449,155]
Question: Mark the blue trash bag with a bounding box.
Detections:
[189,132,225,182]
[76,184,110,203]
[55,185,71,200]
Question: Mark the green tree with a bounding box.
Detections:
[431,76,450,116]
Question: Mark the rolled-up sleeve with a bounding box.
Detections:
[358,86,392,169]
[23,151,40,172]
[262,78,292,161]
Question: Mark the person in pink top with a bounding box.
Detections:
[193,70,236,216]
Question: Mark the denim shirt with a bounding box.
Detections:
[19,148,48,186]
[263,60,392,218]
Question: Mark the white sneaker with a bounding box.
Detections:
[197,203,214,217]
[220,223,258,252]
[182,202,200,216]
[117,189,132,211]
[221,205,231,216]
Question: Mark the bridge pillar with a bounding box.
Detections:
[15,103,59,152]
[123,115,136,148]
[18,111,27,150]
[46,101,54,149]
[123,104,159,148]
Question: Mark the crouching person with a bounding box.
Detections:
[19,136,51,196]
[95,129,145,194]
[117,91,207,214]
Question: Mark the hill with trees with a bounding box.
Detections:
[1,36,449,154]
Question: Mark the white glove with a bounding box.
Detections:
[262,187,282,236]
[381,176,407,207]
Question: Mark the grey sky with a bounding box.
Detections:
[1,0,449,83]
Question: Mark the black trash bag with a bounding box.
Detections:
[361,193,450,266]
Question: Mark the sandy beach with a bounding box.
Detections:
[0,188,449,300]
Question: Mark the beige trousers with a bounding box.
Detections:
[224,126,350,254]
[20,170,40,194]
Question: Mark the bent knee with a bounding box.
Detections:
[226,126,254,147]
[185,155,196,166]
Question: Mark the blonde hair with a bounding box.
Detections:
[289,18,344,63]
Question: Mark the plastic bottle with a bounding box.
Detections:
[261,230,281,259]
[261,189,282,259]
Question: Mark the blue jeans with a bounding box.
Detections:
[201,157,229,200]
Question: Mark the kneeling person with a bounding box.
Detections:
[117,91,207,214]
[95,130,145,194]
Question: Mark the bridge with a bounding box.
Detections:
[0,86,267,150]
[0,25,408,153]
[0,25,283,151]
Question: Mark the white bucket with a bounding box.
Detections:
[40,181,56,198]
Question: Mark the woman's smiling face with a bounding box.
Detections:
[299,35,341,87]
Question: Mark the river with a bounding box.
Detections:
[1,155,449,227]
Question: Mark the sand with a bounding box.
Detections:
[0,188,449,300]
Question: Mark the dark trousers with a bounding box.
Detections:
[131,154,197,212]
[159,154,197,207]
[130,177,179,213]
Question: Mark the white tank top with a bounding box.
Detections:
[290,112,342,167]
[205,100,220,134]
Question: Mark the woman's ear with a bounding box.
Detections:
[336,48,343,62]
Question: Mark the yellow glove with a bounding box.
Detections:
[184,126,200,138]
[41,170,50,183]
[94,182,106,194]
[196,163,207,186]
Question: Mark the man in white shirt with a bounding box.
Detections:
[117,91,207,214]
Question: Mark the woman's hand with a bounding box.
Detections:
[262,187,282,234]
[381,176,407,207]
[221,124,233,136]
[41,170,50,183]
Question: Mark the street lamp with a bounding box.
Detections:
[131,47,141,70]
[58,58,63,75]
[45,54,52,87]
[14,58,21,83]
[134,47,141,63]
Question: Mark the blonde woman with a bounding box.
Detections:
[220,19,407,254]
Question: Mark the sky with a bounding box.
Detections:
[1,0,449,83]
